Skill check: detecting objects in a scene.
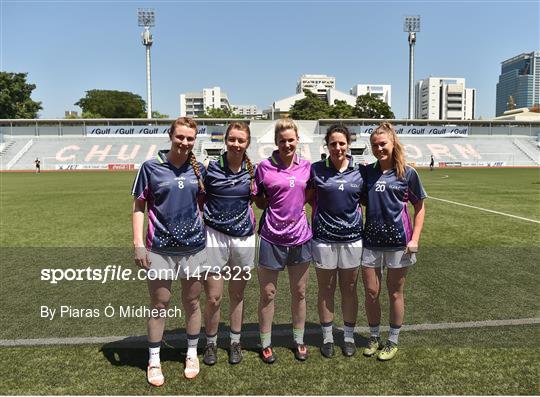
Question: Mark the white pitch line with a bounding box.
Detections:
[1,318,538,347]
[430,196,540,224]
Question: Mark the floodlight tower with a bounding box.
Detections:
[138,8,155,119]
[404,15,420,119]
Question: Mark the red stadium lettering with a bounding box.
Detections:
[85,145,113,162]
[453,143,482,160]
[118,144,141,160]
[56,145,80,161]
[426,144,456,159]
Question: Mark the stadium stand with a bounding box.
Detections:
[0,120,539,170]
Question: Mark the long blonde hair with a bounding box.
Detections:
[371,122,406,179]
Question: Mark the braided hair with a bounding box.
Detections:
[188,151,205,193]
[243,152,255,195]
[225,122,255,195]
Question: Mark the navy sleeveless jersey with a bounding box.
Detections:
[203,154,256,237]
[363,162,427,250]
[131,150,207,255]
[309,158,365,243]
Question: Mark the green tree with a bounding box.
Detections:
[75,90,146,118]
[196,107,242,118]
[329,100,355,119]
[354,94,395,119]
[289,90,332,120]
[0,72,42,118]
[151,110,169,118]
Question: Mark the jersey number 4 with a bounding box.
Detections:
[338,183,344,191]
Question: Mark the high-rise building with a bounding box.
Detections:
[296,74,336,99]
[415,77,476,120]
[180,86,231,117]
[350,84,392,106]
[496,52,540,116]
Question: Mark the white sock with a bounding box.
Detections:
[206,333,217,346]
[343,322,355,343]
[230,330,241,345]
[148,346,160,366]
[260,332,271,349]
[321,322,334,344]
[293,327,304,345]
[369,324,380,338]
[187,334,199,358]
[388,325,401,345]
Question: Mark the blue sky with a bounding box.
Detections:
[1,0,539,119]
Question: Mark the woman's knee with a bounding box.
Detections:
[364,285,380,301]
[260,285,276,304]
[229,290,244,304]
[205,293,223,309]
[291,285,307,302]
[182,297,200,313]
[150,300,170,311]
[388,290,403,302]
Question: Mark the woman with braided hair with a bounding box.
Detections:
[201,121,257,366]
[132,117,207,384]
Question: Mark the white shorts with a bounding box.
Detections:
[147,248,208,280]
[312,240,362,270]
[361,247,416,269]
[206,226,256,272]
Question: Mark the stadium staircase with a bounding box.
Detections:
[512,138,540,165]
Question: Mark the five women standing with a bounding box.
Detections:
[132,118,426,385]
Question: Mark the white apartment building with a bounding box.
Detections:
[296,74,336,98]
[180,86,231,117]
[350,84,392,106]
[415,77,476,120]
[233,105,260,117]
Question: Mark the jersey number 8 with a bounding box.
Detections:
[178,181,184,189]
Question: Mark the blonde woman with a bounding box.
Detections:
[361,122,427,361]
[254,118,312,363]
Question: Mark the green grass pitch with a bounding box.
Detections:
[0,168,539,394]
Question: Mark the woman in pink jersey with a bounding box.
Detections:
[254,118,312,363]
